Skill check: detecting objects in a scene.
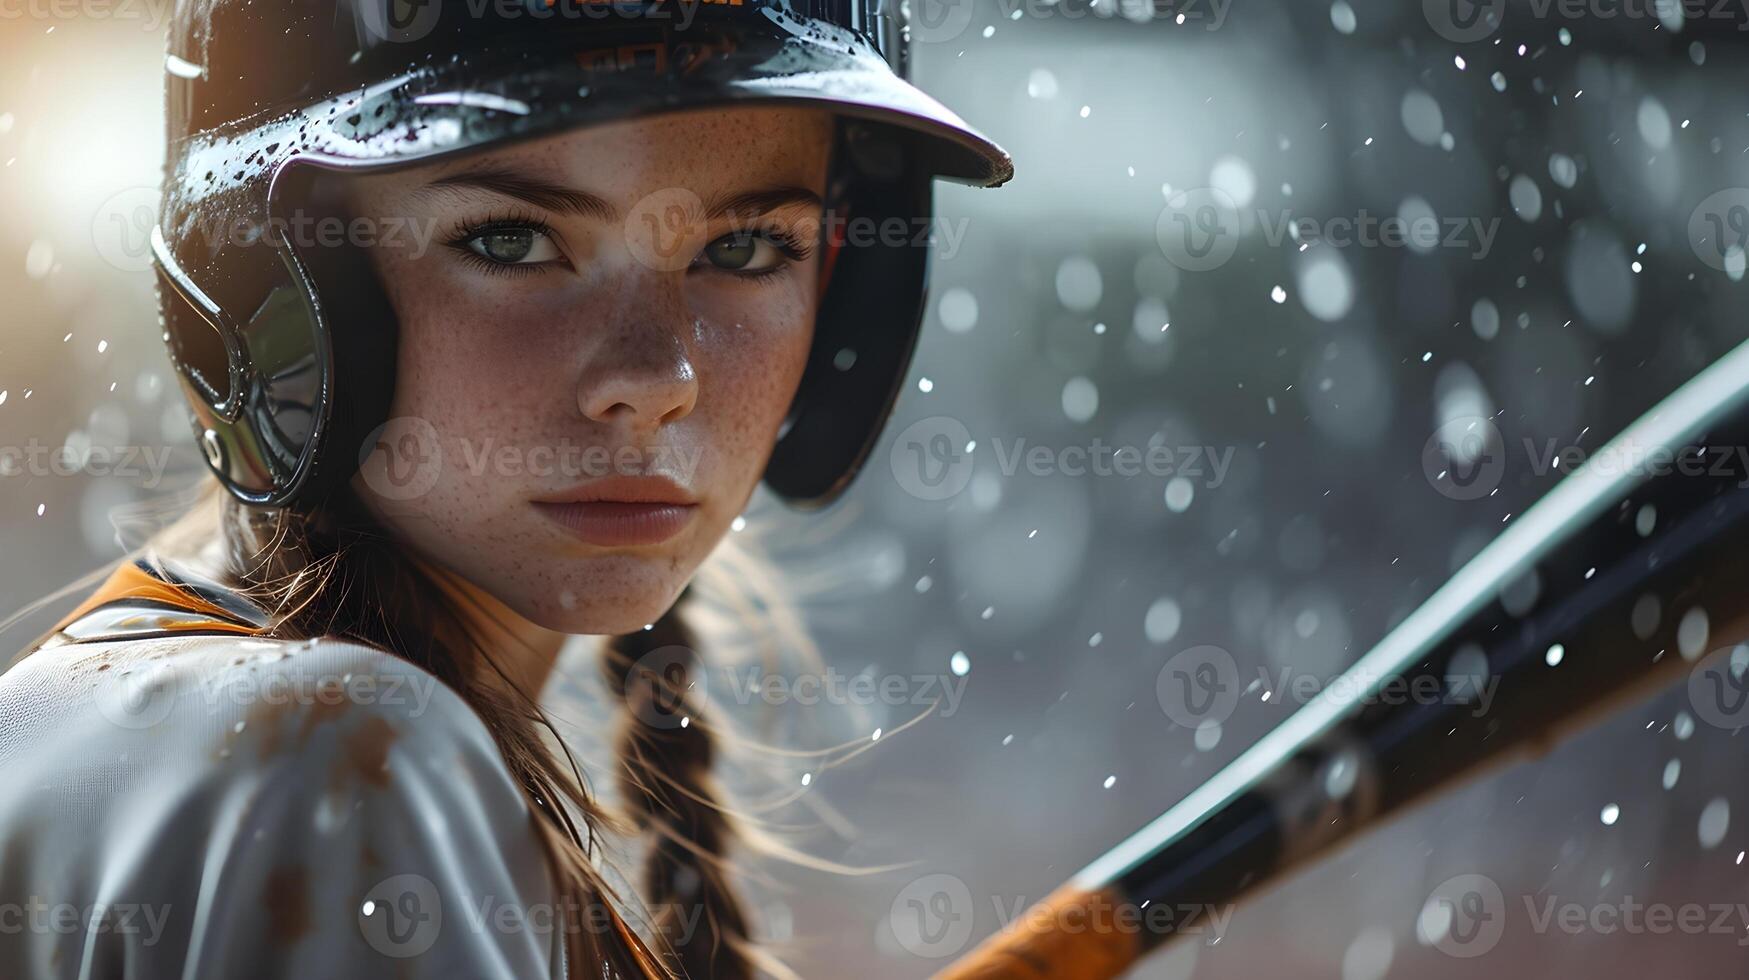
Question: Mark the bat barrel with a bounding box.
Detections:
[939,340,1749,979]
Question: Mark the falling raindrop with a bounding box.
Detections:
[1400,90,1444,147]
[1329,0,1356,34]
[1164,477,1195,513]
[1062,377,1099,422]
[1698,798,1730,849]
[939,287,979,333]
[1677,608,1710,661]
[1145,597,1183,644]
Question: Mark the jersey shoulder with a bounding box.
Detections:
[0,633,564,979]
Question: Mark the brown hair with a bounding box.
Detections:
[155,483,764,979]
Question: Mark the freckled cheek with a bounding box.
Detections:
[381,264,561,426]
[694,282,817,483]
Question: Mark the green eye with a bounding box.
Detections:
[698,231,792,275]
[704,232,760,271]
[463,227,562,266]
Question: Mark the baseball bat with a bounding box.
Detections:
[937,338,1749,979]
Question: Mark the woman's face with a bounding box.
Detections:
[347,107,832,634]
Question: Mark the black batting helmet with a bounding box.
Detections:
[152,0,1011,508]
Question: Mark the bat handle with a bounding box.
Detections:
[931,883,1141,980]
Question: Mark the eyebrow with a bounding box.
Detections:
[420,168,823,222]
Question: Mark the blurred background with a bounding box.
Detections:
[3,0,1748,977]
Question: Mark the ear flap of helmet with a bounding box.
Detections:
[762,123,934,508]
[153,165,399,508]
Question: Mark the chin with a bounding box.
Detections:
[518,562,693,637]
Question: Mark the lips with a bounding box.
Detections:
[531,476,699,547]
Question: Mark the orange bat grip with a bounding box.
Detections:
[932,883,1141,980]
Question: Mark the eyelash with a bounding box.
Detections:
[442,213,815,281]
[443,209,558,279]
[721,227,813,282]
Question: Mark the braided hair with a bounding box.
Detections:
[604,587,755,979]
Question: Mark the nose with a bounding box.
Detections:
[575,316,700,431]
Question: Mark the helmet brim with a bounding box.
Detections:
[172,25,1011,213]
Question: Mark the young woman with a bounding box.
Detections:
[0,3,1010,978]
